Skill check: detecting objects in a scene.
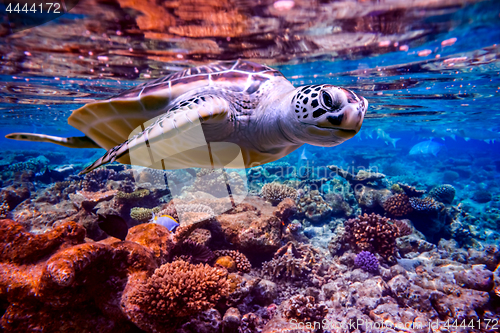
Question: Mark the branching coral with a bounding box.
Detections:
[354,251,379,273]
[262,241,321,280]
[394,219,413,237]
[429,184,456,204]
[343,213,399,260]
[123,260,229,321]
[383,193,413,217]
[260,182,298,206]
[213,249,251,273]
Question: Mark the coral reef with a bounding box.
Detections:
[0,216,209,333]
[343,213,399,261]
[260,182,297,206]
[383,193,413,217]
[429,184,456,204]
[354,251,379,273]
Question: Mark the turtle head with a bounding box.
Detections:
[287,84,368,146]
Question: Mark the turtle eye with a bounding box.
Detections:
[322,90,343,111]
[322,91,333,108]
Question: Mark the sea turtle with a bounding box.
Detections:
[6,60,368,173]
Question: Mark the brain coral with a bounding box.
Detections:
[429,184,456,204]
[383,193,413,217]
[343,213,399,260]
[260,182,298,206]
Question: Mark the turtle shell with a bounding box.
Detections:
[68,60,286,151]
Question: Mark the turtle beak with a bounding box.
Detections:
[316,97,367,134]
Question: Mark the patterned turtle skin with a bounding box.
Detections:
[6,60,368,173]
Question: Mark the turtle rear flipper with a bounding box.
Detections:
[5,133,100,148]
[80,95,241,174]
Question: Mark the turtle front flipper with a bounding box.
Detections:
[80,95,241,174]
[5,133,100,148]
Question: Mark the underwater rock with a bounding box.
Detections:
[203,196,294,257]
[396,234,436,256]
[0,185,30,210]
[262,241,321,281]
[472,189,492,203]
[455,265,494,292]
[466,246,500,271]
[222,307,241,333]
[176,308,222,333]
[125,223,175,265]
[0,219,164,332]
[252,279,278,305]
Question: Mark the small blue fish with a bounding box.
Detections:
[150,212,179,232]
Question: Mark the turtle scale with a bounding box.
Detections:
[68,59,286,152]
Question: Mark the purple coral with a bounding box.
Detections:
[354,251,379,273]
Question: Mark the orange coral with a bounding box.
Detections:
[215,255,237,272]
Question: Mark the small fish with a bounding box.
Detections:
[409,140,443,156]
[97,214,129,240]
[376,128,400,148]
[151,212,179,232]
